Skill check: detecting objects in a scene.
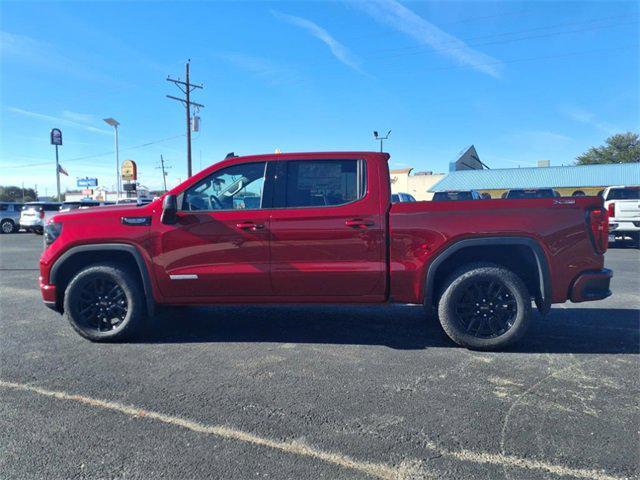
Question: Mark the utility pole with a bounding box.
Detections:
[167,60,204,178]
[373,130,391,153]
[157,154,171,192]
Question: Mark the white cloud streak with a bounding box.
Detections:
[7,107,111,136]
[271,11,363,73]
[354,0,502,78]
[217,53,303,85]
[560,106,618,135]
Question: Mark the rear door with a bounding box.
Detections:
[268,158,386,298]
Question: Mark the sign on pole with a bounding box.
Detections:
[121,159,137,181]
[77,177,98,188]
[50,128,63,146]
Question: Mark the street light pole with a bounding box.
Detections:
[373,130,391,153]
[103,118,121,200]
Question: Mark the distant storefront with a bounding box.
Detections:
[430,162,640,199]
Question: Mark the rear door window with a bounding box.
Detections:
[276,159,366,208]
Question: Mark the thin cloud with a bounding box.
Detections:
[560,106,618,135]
[61,110,96,124]
[271,11,363,73]
[0,31,126,86]
[217,53,303,85]
[354,0,502,78]
[7,107,111,136]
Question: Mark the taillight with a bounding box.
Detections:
[588,208,608,254]
[607,202,615,218]
[39,210,45,219]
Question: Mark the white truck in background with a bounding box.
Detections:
[603,186,640,248]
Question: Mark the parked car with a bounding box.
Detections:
[59,200,101,212]
[505,189,560,199]
[391,192,416,202]
[0,202,24,233]
[602,186,640,247]
[20,202,61,234]
[40,151,612,350]
[432,190,481,201]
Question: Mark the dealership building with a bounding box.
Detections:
[430,162,640,198]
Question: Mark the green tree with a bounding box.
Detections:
[576,132,640,165]
[0,185,37,202]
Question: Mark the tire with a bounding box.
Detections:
[1,219,15,234]
[437,263,531,351]
[63,263,146,342]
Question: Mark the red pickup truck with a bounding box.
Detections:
[39,152,612,350]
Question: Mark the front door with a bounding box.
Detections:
[153,161,272,299]
[269,158,385,298]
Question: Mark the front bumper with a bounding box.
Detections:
[39,276,59,312]
[569,269,613,303]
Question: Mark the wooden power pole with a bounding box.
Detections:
[166,60,204,178]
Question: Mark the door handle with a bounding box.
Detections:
[236,221,265,231]
[345,218,374,228]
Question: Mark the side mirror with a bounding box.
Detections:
[161,194,178,225]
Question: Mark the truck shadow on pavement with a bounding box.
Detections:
[140,305,639,354]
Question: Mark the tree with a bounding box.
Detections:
[576,132,640,165]
[0,185,37,202]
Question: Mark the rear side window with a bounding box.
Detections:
[279,159,366,208]
[0,204,7,211]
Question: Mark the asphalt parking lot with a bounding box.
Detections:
[0,233,638,480]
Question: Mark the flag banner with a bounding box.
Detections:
[58,164,69,176]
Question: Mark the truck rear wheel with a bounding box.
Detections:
[63,263,146,342]
[437,263,531,351]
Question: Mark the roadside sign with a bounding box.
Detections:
[121,160,137,181]
[123,183,137,192]
[82,189,93,195]
[50,128,63,146]
[77,177,98,187]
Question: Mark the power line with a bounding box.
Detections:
[1,134,185,169]
[368,18,636,61]
[167,60,205,178]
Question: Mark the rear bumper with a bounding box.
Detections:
[569,269,613,303]
[609,219,640,232]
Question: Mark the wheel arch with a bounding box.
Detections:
[49,244,156,315]
[424,236,551,314]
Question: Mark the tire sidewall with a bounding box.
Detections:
[64,264,144,342]
[438,266,531,350]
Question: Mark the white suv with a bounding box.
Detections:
[603,186,640,247]
[19,202,61,234]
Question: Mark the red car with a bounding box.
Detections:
[39,152,612,350]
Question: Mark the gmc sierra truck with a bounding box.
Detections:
[39,152,612,350]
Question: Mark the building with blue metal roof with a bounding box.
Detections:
[430,162,640,198]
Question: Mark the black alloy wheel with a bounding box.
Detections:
[453,280,517,339]
[76,277,128,332]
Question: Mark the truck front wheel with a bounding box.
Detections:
[63,263,146,342]
[437,263,531,351]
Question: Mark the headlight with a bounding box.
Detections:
[44,222,62,246]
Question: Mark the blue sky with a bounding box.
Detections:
[1,0,638,194]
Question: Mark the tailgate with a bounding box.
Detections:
[615,200,640,220]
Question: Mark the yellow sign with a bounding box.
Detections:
[121,159,137,181]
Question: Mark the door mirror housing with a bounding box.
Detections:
[161,194,178,225]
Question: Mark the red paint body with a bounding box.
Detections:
[40,152,609,309]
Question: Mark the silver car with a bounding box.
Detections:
[0,202,24,233]
[19,202,61,234]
